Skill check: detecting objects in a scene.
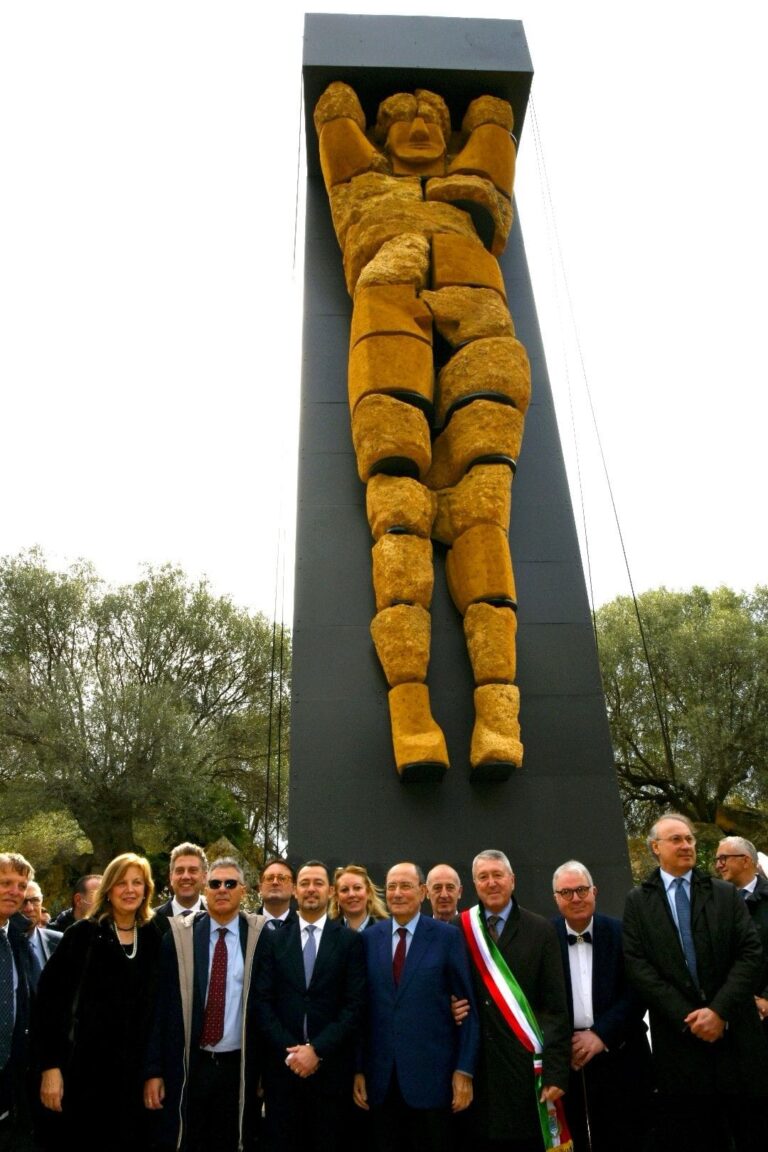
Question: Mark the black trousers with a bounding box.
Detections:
[186,1049,242,1152]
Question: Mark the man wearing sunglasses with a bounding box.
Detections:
[623,812,768,1152]
[551,860,651,1152]
[144,857,265,1151]
[715,835,768,1033]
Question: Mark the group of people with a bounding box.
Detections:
[1,813,767,1152]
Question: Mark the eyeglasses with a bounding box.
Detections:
[554,886,592,900]
[207,878,240,890]
[23,896,42,904]
[655,835,696,845]
[714,854,747,866]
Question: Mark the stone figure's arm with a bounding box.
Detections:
[314,81,386,190]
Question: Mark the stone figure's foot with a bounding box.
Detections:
[470,683,522,782]
[388,682,449,782]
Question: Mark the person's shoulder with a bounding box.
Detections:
[518,904,555,933]
[41,925,64,943]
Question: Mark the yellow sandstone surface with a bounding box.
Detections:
[426,173,512,255]
[470,683,523,769]
[372,534,434,611]
[464,603,517,684]
[371,604,431,685]
[435,336,531,426]
[348,335,435,412]
[445,524,516,615]
[420,286,514,348]
[388,682,450,773]
[351,394,432,483]
[366,475,436,540]
[351,284,433,346]
[426,399,524,490]
[432,464,512,546]
[431,233,507,299]
[355,233,430,291]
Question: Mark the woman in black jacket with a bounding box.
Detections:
[35,852,162,1151]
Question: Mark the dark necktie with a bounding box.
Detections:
[267,918,283,930]
[740,888,750,900]
[393,927,407,986]
[673,878,699,986]
[567,931,593,945]
[487,915,501,942]
[0,931,15,1069]
[199,927,228,1048]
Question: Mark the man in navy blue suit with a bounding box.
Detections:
[0,852,36,1152]
[252,859,366,1152]
[354,861,479,1152]
[552,859,651,1152]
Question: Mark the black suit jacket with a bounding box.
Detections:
[468,901,571,1143]
[743,873,768,999]
[623,867,768,1095]
[251,915,366,1094]
[0,915,34,1114]
[554,912,650,1090]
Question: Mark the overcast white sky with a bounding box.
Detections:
[1,1,765,619]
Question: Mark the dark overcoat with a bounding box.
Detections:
[623,867,768,1095]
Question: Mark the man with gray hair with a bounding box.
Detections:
[145,855,264,1151]
[715,834,768,1032]
[551,859,650,1151]
[461,849,570,1151]
[624,812,768,1151]
[0,851,36,1152]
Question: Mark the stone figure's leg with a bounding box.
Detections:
[348,282,449,781]
[426,233,531,780]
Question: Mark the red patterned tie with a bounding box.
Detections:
[200,927,228,1047]
[392,926,407,986]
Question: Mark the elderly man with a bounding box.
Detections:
[356,861,478,1152]
[252,860,366,1151]
[21,880,62,984]
[154,842,208,933]
[145,856,264,1152]
[551,860,650,1152]
[715,835,768,1032]
[0,852,36,1152]
[461,849,570,1152]
[623,812,768,1151]
[426,864,463,923]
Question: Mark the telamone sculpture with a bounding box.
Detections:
[314,83,531,782]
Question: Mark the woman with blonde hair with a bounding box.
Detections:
[35,852,162,1150]
[330,863,388,931]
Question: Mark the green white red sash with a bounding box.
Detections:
[461,905,573,1152]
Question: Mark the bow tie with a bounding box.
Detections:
[567,931,592,945]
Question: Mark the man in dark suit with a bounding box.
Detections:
[552,859,651,1152]
[715,834,768,1035]
[354,861,478,1152]
[252,859,366,1152]
[153,841,208,933]
[49,873,101,932]
[0,852,36,1152]
[144,856,264,1152]
[257,858,296,929]
[20,881,62,987]
[623,812,768,1152]
[464,849,570,1152]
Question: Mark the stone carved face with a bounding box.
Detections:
[376,91,450,174]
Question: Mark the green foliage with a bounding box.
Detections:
[0,549,290,865]
[597,585,768,834]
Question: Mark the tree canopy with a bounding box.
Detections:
[597,585,768,833]
[0,550,289,865]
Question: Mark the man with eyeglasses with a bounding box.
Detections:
[623,812,768,1151]
[551,860,650,1152]
[20,881,62,984]
[258,858,296,928]
[144,856,265,1151]
[715,835,768,1034]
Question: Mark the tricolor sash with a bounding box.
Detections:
[461,905,573,1152]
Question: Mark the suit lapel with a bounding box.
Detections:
[312,917,339,983]
[396,915,430,997]
[555,919,575,1019]
[194,914,212,1010]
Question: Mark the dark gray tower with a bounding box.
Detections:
[290,14,629,915]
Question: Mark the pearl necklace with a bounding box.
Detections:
[113,920,138,959]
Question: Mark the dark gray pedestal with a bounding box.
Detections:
[289,14,630,917]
